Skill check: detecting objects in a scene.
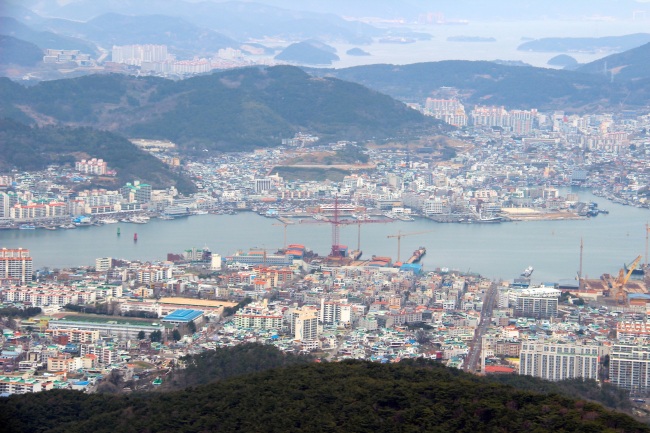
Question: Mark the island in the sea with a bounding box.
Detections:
[346,47,371,56]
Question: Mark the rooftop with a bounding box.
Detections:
[162,309,204,323]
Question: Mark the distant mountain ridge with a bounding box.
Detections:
[518,33,650,53]
[311,57,650,111]
[38,13,240,57]
[0,16,98,54]
[0,35,43,66]
[6,0,384,46]
[577,42,650,82]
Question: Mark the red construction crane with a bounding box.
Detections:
[300,195,392,257]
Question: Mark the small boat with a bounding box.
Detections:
[521,266,534,278]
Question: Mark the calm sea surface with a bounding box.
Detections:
[1,189,648,283]
[329,20,650,69]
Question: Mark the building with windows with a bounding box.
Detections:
[254,178,273,193]
[234,302,284,330]
[609,343,650,394]
[48,317,163,340]
[512,286,560,318]
[95,257,112,272]
[111,44,168,65]
[120,181,152,204]
[75,158,108,175]
[519,342,601,381]
[319,299,352,325]
[287,306,319,342]
[0,248,33,284]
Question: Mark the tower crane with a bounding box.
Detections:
[607,255,642,305]
[300,195,392,258]
[387,230,434,263]
[272,221,294,250]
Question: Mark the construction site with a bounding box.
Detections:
[570,227,650,310]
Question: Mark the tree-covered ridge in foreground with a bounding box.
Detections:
[2,354,647,432]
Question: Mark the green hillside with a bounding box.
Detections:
[0,35,43,66]
[1,355,647,433]
[0,118,196,194]
[577,42,650,82]
[0,66,441,151]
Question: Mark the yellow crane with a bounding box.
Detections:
[387,230,433,263]
[608,255,642,304]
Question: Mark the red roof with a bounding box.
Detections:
[484,365,515,374]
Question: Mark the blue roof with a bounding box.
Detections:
[628,294,650,300]
[162,309,204,322]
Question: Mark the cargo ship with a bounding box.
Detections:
[407,247,426,264]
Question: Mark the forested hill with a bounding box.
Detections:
[0,66,443,152]
[0,118,196,194]
[311,60,649,111]
[577,42,650,82]
[1,355,647,432]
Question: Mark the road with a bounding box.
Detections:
[464,284,497,373]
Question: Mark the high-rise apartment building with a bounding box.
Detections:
[111,45,168,65]
[319,299,352,325]
[519,342,601,381]
[0,248,33,284]
[512,286,560,318]
[288,306,319,342]
[609,343,650,394]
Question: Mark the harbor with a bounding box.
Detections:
[0,188,648,283]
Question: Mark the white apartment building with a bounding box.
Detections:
[512,286,560,318]
[609,344,650,394]
[519,342,601,381]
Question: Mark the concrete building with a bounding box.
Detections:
[519,342,601,381]
[95,257,112,272]
[120,181,152,204]
[161,309,204,326]
[319,299,352,325]
[512,286,560,318]
[609,343,650,395]
[48,317,163,340]
[289,306,319,342]
[0,248,32,284]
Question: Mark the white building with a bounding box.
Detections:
[609,344,650,394]
[512,286,560,318]
[519,342,601,381]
